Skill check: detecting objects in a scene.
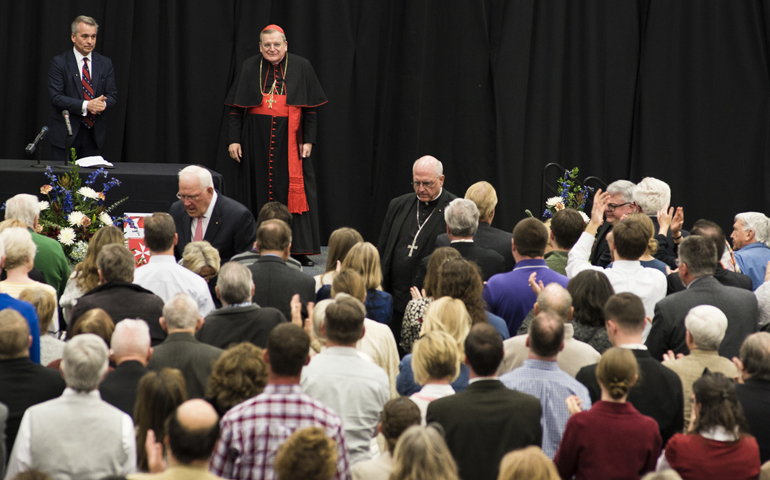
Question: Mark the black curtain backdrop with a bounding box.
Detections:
[2,0,769,244]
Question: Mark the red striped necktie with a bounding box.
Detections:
[82,57,95,128]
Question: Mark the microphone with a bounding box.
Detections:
[25,126,49,154]
[62,110,73,136]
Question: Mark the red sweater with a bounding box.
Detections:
[554,400,662,480]
[664,432,760,480]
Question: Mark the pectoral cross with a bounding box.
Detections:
[267,95,276,109]
[407,242,418,257]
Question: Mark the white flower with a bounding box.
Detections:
[579,211,590,223]
[58,227,76,246]
[546,196,563,208]
[38,201,49,211]
[67,211,86,226]
[99,212,114,226]
[78,187,99,199]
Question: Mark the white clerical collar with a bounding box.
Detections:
[450,239,474,243]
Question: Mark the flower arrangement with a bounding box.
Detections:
[542,167,593,223]
[38,165,135,264]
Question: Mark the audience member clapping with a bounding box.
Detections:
[401,246,460,353]
[389,425,459,480]
[497,446,559,480]
[555,347,662,479]
[397,297,472,396]
[205,342,268,417]
[661,305,738,430]
[0,227,61,334]
[18,287,62,365]
[134,368,188,472]
[656,373,760,479]
[275,427,339,480]
[59,225,124,327]
[409,331,460,424]
[314,227,362,291]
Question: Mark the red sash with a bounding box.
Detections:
[247,94,308,214]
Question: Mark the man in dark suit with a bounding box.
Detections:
[197,262,286,349]
[590,180,637,267]
[247,219,315,321]
[577,293,683,445]
[378,156,457,343]
[427,323,542,480]
[646,235,758,361]
[70,244,166,346]
[436,181,514,271]
[147,293,223,399]
[47,15,117,161]
[734,332,770,463]
[170,165,256,263]
[666,219,753,294]
[0,309,66,459]
[99,319,151,419]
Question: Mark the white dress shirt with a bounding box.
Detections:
[133,255,215,316]
[190,191,218,240]
[74,47,92,116]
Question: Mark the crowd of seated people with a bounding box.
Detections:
[5,169,770,480]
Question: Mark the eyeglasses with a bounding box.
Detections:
[176,191,204,202]
[411,180,437,188]
[606,202,634,212]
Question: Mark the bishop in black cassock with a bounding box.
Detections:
[377,156,457,344]
[225,24,327,258]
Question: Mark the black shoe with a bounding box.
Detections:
[292,254,315,267]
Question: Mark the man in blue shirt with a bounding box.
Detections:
[731,212,770,290]
[500,312,591,458]
[483,218,568,334]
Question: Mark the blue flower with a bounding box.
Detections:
[86,168,108,186]
[543,209,553,219]
[62,191,74,214]
[102,177,121,194]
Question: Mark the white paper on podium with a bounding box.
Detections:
[75,156,114,168]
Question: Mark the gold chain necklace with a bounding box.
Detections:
[259,54,288,109]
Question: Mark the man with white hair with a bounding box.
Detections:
[731,211,770,290]
[99,319,153,418]
[5,334,136,480]
[633,177,688,269]
[169,165,256,263]
[437,198,504,281]
[147,293,223,399]
[196,262,286,349]
[661,305,738,430]
[4,194,70,297]
[377,156,457,344]
[590,180,637,267]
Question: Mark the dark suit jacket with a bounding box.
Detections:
[98,360,148,419]
[590,223,613,267]
[197,304,286,349]
[248,256,315,321]
[576,349,684,445]
[170,193,256,263]
[414,241,505,288]
[377,189,457,295]
[0,357,66,457]
[650,217,689,270]
[147,333,223,399]
[70,281,166,346]
[47,50,117,149]
[427,379,542,480]
[646,276,758,360]
[437,222,515,272]
[735,378,770,463]
[666,265,753,295]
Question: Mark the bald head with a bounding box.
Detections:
[110,319,151,365]
[412,156,445,203]
[535,283,573,322]
[167,399,221,465]
[0,309,30,359]
[413,156,443,177]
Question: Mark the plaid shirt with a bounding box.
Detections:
[209,383,351,480]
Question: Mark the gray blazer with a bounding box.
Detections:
[147,333,223,399]
[646,276,758,360]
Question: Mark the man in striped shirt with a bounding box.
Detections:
[209,323,350,480]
